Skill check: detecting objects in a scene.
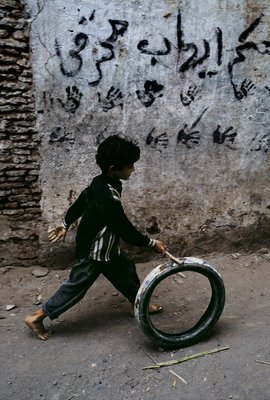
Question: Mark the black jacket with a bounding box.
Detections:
[63,173,152,261]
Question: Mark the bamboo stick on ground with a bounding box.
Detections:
[143,347,229,370]
[170,369,188,385]
[255,359,270,365]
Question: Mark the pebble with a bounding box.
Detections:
[6,305,16,311]
[32,268,49,277]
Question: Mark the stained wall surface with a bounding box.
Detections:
[26,0,270,266]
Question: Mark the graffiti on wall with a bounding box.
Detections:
[51,9,269,107]
[36,7,270,152]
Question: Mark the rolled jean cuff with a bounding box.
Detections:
[42,302,57,321]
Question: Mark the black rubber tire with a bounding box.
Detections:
[134,257,226,349]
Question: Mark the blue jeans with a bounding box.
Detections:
[42,250,140,320]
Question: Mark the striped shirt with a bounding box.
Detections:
[89,184,121,261]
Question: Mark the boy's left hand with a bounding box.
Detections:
[48,225,67,243]
[153,240,167,255]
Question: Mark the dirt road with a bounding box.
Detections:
[1,251,270,400]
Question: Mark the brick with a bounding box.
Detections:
[0,48,20,55]
[0,91,22,98]
[0,74,16,80]
[10,135,29,141]
[18,76,32,83]
[0,98,28,105]
[0,105,18,112]
[0,18,26,30]
[11,149,31,155]
[0,38,28,50]
[0,64,21,73]
[3,113,35,121]
[0,182,25,189]
[21,70,32,77]
[8,194,28,201]
[1,82,31,91]
[0,189,11,196]
[25,208,41,214]
[25,175,36,182]
[5,170,27,176]
[0,155,12,162]
[14,121,36,127]
[3,209,25,215]
[0,29,10,39]
[0,54,18,63]
[3,163,39,170]
[7,126,36,133]
[28,169,40,175]
[31,188,42,194]
[21,201,40,207]
[0,1,24,9]
[16,58,31,68]
[4,202,18,208]
[14,142,38,148]
[12,31,26,40]
[12,155,28,163]
[9,187,31,194]
[7,176,24,182]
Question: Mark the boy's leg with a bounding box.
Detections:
[101,250,163,316]
[101,250,140,304]
[25,259,102,340]
[42,259,102,319]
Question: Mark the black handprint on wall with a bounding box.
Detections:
[213,125,237,145]
[49,127,75,144]
[98,86,123,112]
[57,86,83,114]
[251,132,270,153]
[180,85,200,107]
[136,80,164,107]
[177,124,200,149]
[146,128,168,152]
[176,108,208,149]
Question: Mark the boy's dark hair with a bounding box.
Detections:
[96,135,140,173]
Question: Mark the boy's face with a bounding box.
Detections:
[110,164,135,181]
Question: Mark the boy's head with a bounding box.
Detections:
[96,135,140,178]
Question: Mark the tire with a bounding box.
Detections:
[134,257,226,349]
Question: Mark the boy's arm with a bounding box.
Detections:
[48,188,88,242]
[62,188,88,229]
[105,200,167,254]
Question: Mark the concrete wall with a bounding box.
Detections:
[3,0,270,268]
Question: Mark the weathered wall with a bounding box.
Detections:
[9,0,270,267]
[0,0,41,267]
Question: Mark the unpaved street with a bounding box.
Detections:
[1,251,270,400]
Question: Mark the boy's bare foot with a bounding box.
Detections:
[130,303,163,317]
[25,309,53,341]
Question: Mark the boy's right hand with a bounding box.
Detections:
[48,225,67,243]
[153,240,167,255]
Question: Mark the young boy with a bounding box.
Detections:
[25,135,167,340]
